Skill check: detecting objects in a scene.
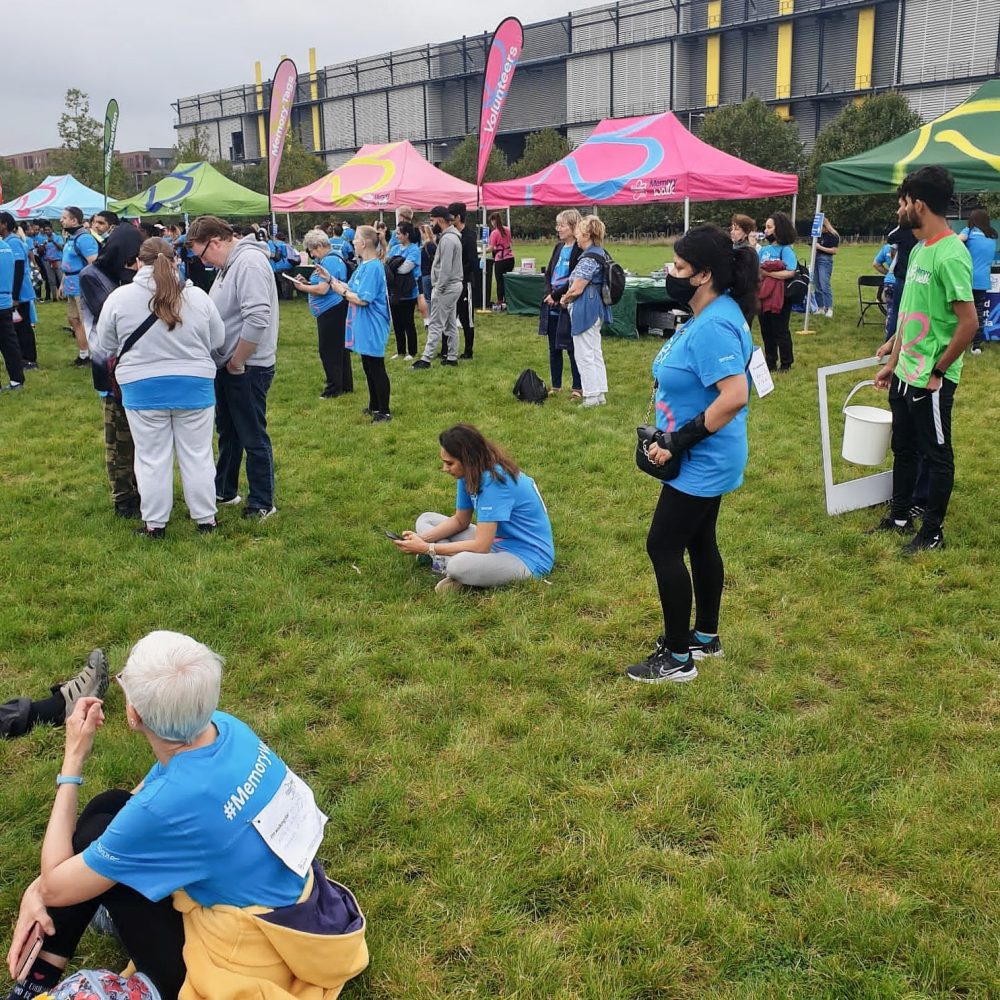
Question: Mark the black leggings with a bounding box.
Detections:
[758,302,794,371]
[646,485,724,655]
[43,790,186,1000]
[390,297,418,356]
[15,310,37,364]
[493,257,515,303]
[317,302,352,394]
[361,354,390,414]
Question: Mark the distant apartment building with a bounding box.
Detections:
[1,147,175,190]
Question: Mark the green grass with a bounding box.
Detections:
[2,243,999,999]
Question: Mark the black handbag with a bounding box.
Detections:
[635,385,682,481]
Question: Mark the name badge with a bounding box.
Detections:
[252,769,328,877]
[748,347,774,398]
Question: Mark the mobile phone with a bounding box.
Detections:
[281,272,298,282]
[383,529,403,541]
[14,922,44,982]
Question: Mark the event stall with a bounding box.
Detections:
[112,162,269,217]
[0,175,111,221]
[274,141,478,212]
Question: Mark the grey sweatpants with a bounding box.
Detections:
[420,282,461,362]
[417,512,533,588]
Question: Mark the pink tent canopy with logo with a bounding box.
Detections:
[482,111,799,208]
[273,140,478,212]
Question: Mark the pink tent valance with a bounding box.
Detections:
[482,112,798,207]
[273,141,478,212]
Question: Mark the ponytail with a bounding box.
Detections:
[729,245,761,321]
[137,237,184,330]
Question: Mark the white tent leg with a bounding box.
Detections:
[802,194,822,334]
[286,213,292,241]
[683,197,690,232]
[791,193,798,224]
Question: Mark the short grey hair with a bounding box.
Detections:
[302,228,330,253]
[556,209,583,228]
[120,631,223,743]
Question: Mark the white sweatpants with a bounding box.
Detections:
[572,319,608,400]
[125,407,218,529]
[416,512,533,588]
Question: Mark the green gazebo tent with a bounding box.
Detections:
[818,80,1000,195]
[112,162,269,218]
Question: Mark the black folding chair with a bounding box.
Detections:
[857,275,888,327]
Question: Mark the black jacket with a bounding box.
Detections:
[96,224,145,286]
[459,225,478,282]
[538,240,583,341]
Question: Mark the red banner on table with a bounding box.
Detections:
[268,58,298,205]
[477,18,523,188]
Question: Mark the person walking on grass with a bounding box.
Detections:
[96,239,225,540]
[187,215,279,522]
[626,225,758,684]
[412,207,462,370]
[392,424,554,593]
[869,166,977,554]
[325,225,392,423]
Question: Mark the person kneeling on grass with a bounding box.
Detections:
[393,424,555,593]
[5,630,367,1000]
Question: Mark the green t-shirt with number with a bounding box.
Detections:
[894,231,973,388]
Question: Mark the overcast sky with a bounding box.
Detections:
[2,0,575,156]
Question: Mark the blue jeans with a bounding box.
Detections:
[546,309,581,390]
[215,365,275,511]
[813,253,834,311]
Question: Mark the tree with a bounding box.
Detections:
[441,134,510,185]
[49,88,130,198]
[804,92,923,236]
[238,132,327,196]
[508,129,574,236]
[695,95,804,228]
[0,163,44,202]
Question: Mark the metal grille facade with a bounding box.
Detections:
[173,0,1000,166]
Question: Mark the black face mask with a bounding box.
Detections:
[432,223,442,236]
[764,232,776,243]
[665,273,700,306]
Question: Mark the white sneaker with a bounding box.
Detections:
[581,395,606,408]
[404,354,414,361]
[435,576,463,594]
[826,309,834,318]
[970,346,983,355]
[216,493,242,506]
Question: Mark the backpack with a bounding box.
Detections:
[785,260,810,306]
[329,248,357,280]
[583,249,627,306]
[512,368,548,405]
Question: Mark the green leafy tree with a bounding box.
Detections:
[0,163,44,202]
[49,88,129,197]
[804,92,923,235]
[442,134,510,185]
[694,95,804,228]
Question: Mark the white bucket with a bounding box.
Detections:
[841,380,893,466]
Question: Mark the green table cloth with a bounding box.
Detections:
[504,272,671,338]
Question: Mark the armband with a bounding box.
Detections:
[56,774,84,786]
[660,411,713,456]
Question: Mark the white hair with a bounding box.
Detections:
[120,630,223,743]
[302,228,330,253]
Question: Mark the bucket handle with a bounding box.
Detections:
[842,380,878,415]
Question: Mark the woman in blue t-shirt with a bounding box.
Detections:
[393,423,555,593]
[626,225,758,685]
[958,209,997,353]
[756,212,797,372]
[386,221,421,360]
[325,225,392,423]
[538,209,583,397]
[287,228,352,399]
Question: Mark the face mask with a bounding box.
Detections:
[432,223,442,236]
[764,232,776,243]
[665,273,700,306]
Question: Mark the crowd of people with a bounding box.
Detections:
[0,162,994,997]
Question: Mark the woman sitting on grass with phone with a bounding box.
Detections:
[392,424,555,593]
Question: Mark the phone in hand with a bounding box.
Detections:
[383,529,403,541]
[281,272,298,283]
[14,922,44,982]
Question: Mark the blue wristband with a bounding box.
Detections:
[56,774,84,786]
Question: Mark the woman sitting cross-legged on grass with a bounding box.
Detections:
[4,630,367,1000]
[392,424,555,593]
[626,225,758,684]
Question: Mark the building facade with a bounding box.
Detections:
[173,0,1000,170]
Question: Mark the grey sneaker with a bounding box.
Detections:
[625,640,698,683]
[688,631,724,660]
[59,649,110,715]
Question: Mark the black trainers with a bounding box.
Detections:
[688,632,724,660]
[411,359,431,370]
[72,356,91,367]
[197,521,217,534]
[135,526,166,539]
[243,506,277,521]
[114,505,141,519]
[58,649,110,715]
[866,515,915,536]
[625,640,698,684]
[441,358,459,366]
[371,411,393,423]
[901,528,945,555]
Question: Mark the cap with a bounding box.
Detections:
[429,206,452,222]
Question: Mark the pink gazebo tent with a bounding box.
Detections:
[273,140,478,212]
[482,111,798,225]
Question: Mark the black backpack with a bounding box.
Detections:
[583,249,627,306]
[512,368,548,404]
[785,260,810,306]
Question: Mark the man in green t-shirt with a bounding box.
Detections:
[871,166,977,554]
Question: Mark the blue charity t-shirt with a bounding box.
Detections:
[651,293,754,498]
[4,235,35,302]
[83,712,309,908]
[0,241,14,310]
[345,257,390,357]
[552,244,573,289]
[960,227,997,290]
[62,229,99,296]
[874,244,897,286]
[455,467,555,576]
[757,242,797,271]
[43,234,64,260]
[398,242,421,300]
[309,252,346,317]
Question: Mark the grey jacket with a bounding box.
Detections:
[209,236,279,367]
[431,227,464,291]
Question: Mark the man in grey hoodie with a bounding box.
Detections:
[411,206,463,369]
[187,216,279,519]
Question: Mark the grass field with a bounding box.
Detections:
[1,242,999,999]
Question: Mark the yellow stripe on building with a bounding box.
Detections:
[706,1,722,107]
[254,61,266,159]
[775,0,794,119]
[854,7,876,105]
[309,48,321,153]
